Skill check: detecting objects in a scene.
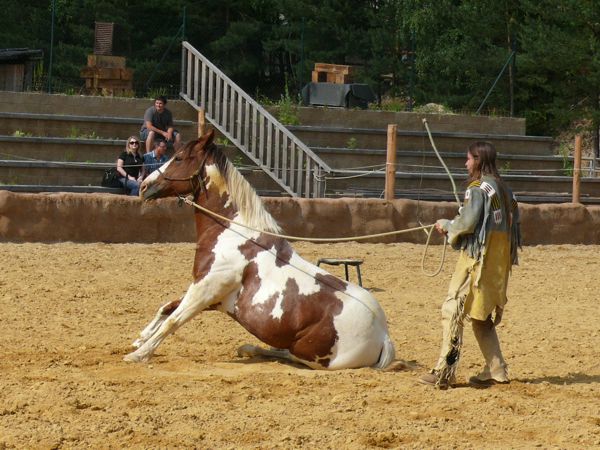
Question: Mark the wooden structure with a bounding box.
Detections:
[311,63,356,84]
[80,55,133,96]
[0,48,43,92]
[80,22,133,96]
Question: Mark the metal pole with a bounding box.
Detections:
[48,0,55,93]
[408,30,415,112]
[385,124,397,200]
[299,17,305,92]
[509,34,516,117]
[182,6,186,41]
[572,135,582,203]
[476,51,515,115]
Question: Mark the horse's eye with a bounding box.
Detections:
[174,155,182,162]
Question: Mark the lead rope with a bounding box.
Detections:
[418,118,468,277]
[179,195,435,241]
[422,118,462,206]
[179,195,447,277]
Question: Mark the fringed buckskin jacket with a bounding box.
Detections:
[438,175,522,320]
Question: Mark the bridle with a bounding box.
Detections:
[155,146,212,199]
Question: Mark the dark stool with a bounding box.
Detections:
[317,258,363,286]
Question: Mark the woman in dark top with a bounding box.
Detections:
[116,136,144,196]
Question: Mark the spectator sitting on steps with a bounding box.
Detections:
[140,95,181,153]
[142,140,169,179]
[117,136,143,196]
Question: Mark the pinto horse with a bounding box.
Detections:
[125,130,395,370]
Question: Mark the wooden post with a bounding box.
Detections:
[385,124,397,200]
[198,108,206,138]
[572,135,582,203]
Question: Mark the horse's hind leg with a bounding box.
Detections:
[237,344,300,364]
[132,298,182,348]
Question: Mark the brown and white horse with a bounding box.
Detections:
[125,130,395,370]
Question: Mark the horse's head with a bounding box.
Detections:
[140,129,218,201]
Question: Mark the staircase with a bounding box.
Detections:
[180,41,331,198]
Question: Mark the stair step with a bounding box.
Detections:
[311,146,571,174]
[323,169,600,198]
[0,184,124,194]
[0,111,197,144]
[326,187,600,204]
[288,125,555,156]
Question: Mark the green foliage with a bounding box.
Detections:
[275,82,300,126]
[370,97,407,112]
[67,126,100,139]
[32,61,45,92]
[346,137,358,150]
[63,150,76,162]
[500,161,511,175]
[147,87,168,100]
[413,103,454,115]
[231,155,244,167]
[13,130,32,137]
[3,0,600,138]
[558,143,574,176]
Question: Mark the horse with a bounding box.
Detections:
[124,129,396,370]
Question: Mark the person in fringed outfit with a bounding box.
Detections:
[419,141,522,389]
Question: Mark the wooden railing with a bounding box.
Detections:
[180,41,331,197]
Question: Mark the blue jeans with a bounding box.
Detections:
[121,177,140,196]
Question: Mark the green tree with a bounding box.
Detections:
[517,0,600,137]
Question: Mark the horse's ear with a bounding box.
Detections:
[198,128,215,147]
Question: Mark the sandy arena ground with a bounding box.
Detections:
[0,241,599,449]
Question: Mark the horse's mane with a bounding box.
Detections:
[203,142,282,234]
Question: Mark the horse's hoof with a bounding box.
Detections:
[123,352,144,363]
[237,344,257,357]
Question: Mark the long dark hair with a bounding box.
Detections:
[468,141,501,182]
[469,141,512,220]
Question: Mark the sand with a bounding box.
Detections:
[0,242,599,449]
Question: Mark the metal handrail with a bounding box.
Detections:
[180,41,332,197]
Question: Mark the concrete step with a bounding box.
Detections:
[324,170,600,198]
[0,140,584,195]
[0,184,124,194]
[0,111,197,144]
[0,160,114,186]
[311,146,573,176]
[0,91,198,120]
[0,159,285,194]
[288,125,555,156]
[0,135,570,177]
[278,106,527,135]
[0,135,125,163]
[3,158,597,202]
[327,187,600,204]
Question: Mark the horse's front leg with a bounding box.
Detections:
[124,275,239,363]
[132,298,182,349]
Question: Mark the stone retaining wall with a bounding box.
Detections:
[1,192,599,245]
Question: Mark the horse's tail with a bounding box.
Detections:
[372,333,396,370]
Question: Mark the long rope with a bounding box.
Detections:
[180,196,433,241]
[422,118,462,206]
[179,195,448,277]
